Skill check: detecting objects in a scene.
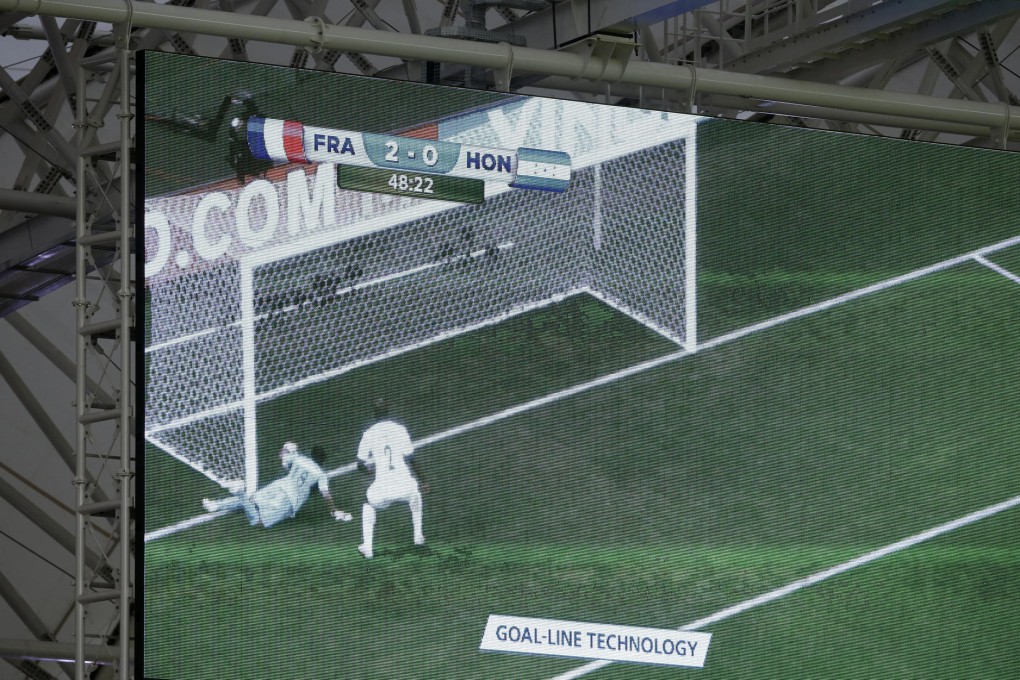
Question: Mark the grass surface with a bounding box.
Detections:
[695,120,1020,340]
[143,64,1020,677]
[145,259,1020,679]
[985,247,1020,280]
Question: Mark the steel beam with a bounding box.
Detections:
[0,346,111,506]
[2,316,114,409]
[977,28,1014,105]
[791,0,1020,83]
[72,38,135,680]
[953,19,1017,100]
[729,0,958,74]
[216,0,254,61]
[0,214,75,280]
[929,40,986,103]
[915,19,1019,142]
[4,656,62,680]
[402,0,421,34]
[0,473,109,576]
[39,15,76,105]
[0,0,1017,135]
[0,568,52,642]
[439,0,460,29]
[638,23,662,62]
[0,66,78,168]
[532,75,1017,139]
[485,0,716,50]
[293,0,384,75]
[114,41,133,680]
[694,10,742,65]
[0,116,73,175]
[350,0,394,33]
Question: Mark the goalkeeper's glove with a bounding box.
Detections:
[333,510,353,522]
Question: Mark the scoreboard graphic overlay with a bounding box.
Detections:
[248,116,573,194]
[143,51,1020,680]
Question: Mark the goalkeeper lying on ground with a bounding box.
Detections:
[202,442,353,527]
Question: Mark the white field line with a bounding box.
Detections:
[547,492,1020,680]
[146,288,587,437]
[145,233,1020,542]
[144,509,229,543]
[700,234,1020,352]
[974,254,1020,287]
[419,234,1020,448]
[143,458,359,543]
[143,350,687,543]
[146,241,516,354]
[413,348,690,448]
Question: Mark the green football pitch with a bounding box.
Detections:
[142,56,1020,677]
[144,241,1020,680]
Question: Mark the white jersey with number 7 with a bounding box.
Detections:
[357,420,415,485]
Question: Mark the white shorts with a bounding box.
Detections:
[252,481,295,528]
[366,476,420,510]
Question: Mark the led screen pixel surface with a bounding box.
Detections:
[143,51,1020,679]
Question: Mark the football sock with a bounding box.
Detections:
[410,491,424,545]
[362,503,376,551]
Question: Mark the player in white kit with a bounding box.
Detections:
[202,442,353,527]
[356,400,428,558]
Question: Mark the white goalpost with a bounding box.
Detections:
[145,97,701,494]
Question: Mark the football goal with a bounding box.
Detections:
[145,97,700,494]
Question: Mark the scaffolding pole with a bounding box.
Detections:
[73,26,134,680]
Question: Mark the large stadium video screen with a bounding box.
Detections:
[142,51,1020,679]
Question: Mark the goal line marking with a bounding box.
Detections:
[546,491,1020,679]
[416,233,1020,449]
[144,234,1020,542]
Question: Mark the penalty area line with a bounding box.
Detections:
[547,492,1020,680]
[974,254,1020,287]
[701,234,1020,351]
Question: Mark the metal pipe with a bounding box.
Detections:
[0,64,80,168]
[533,76,1019,139]
[77,500,121,516]
[0,638,124,665]
[78,318,120,337]
[1,0,1018,134]
[0,473,107,575]
[0,187,76,218]
[116,40,133,680]
[73,57,88,680]
[76,590,120,605]
[0,348,112,510]
[0,569,52,642]
[39,15,76,104]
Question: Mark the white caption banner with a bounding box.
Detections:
[479,615,712,668]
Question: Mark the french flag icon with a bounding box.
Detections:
[247,117,307,164]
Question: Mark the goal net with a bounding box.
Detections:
[145,97,699,493]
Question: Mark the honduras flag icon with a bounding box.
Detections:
[511,148,571,193]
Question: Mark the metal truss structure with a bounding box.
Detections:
[0,1,1017,679]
